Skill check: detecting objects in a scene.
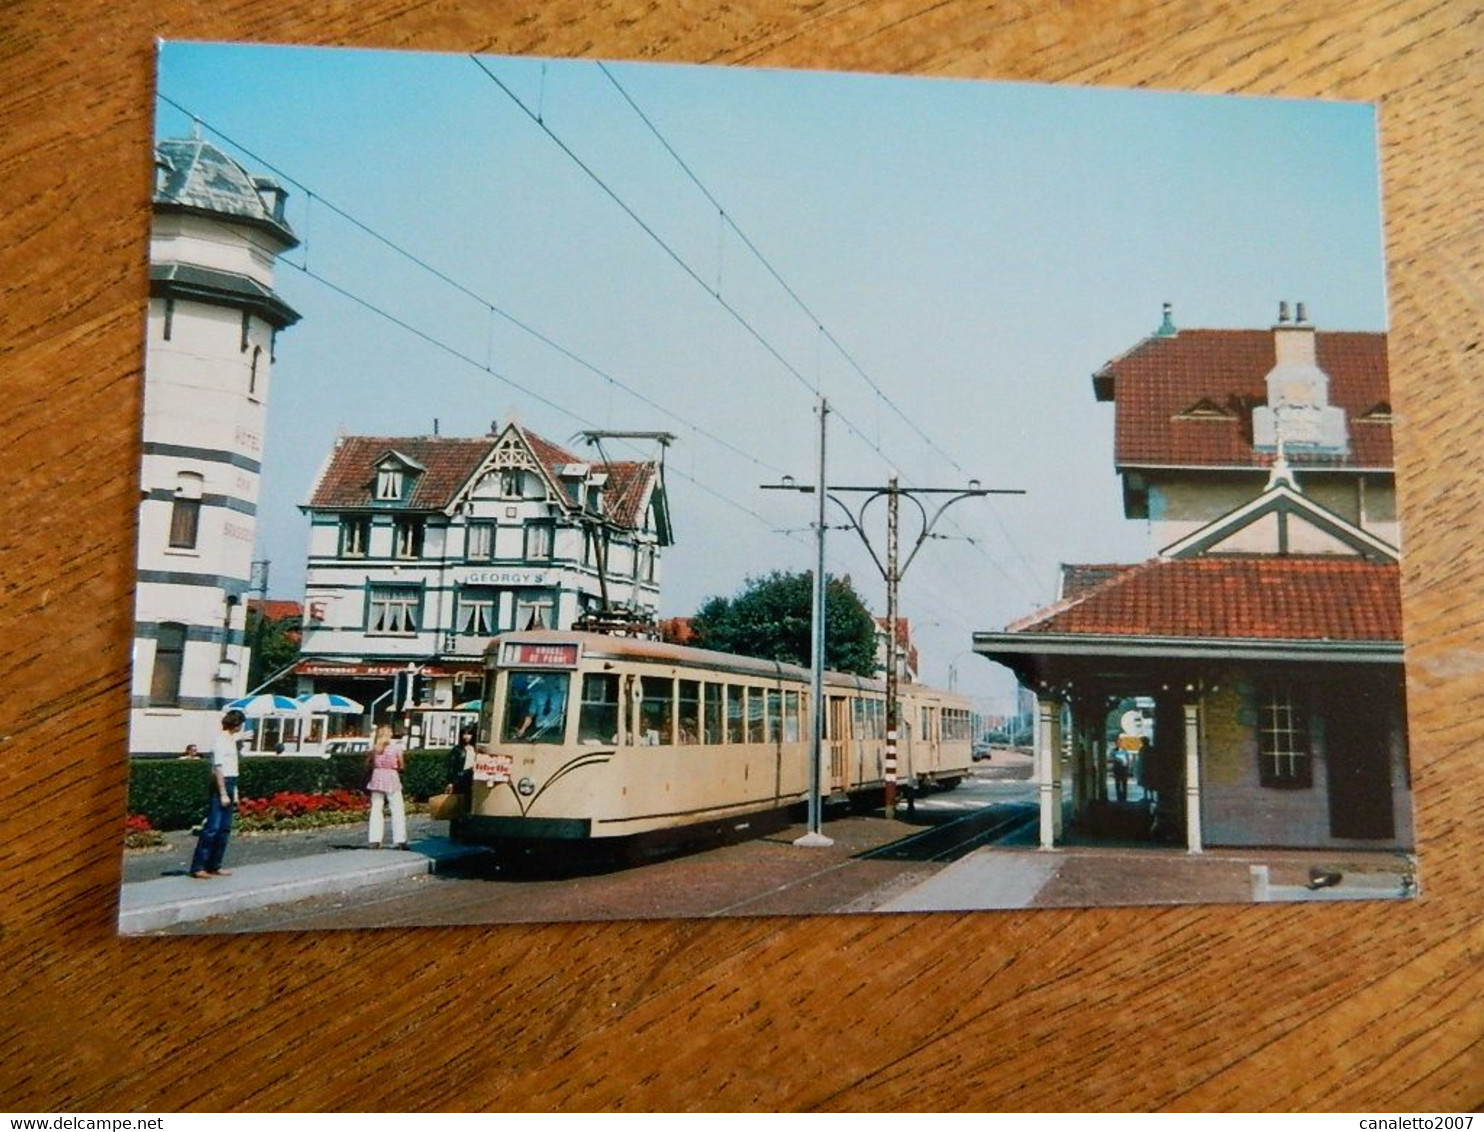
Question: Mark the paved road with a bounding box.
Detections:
[154,775,1038,933]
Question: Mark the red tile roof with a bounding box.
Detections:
[308,436,493,510]
[1010,556,1401,642]
[1095,329,1391,469]
[248,599,302,622]
[602,460,656,528]
[1059,563,1137,599]
[305,426,658,531]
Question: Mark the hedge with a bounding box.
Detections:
[128,749,450,830]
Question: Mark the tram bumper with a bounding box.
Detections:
[452,814,593,844]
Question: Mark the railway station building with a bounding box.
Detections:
[129,133,300,757]
[975,303,1413,854]
[294,422,671,744]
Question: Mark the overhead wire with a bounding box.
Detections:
[155,92,788,481]
[588,62,1047,605]
[158,95,1030,634]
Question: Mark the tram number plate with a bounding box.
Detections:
[475,751,513,784]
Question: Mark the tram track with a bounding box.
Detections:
[858,801,1038,863]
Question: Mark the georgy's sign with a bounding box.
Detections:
[501,642,581,668]
[474,750,513,784]
[458,568,553,586]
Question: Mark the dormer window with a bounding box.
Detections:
[377,466,404,501]
[371,450,424,504]
[1173,398,1235,421]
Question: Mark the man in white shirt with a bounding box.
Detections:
[190,709,245,879]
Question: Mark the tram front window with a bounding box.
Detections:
[503,671,570,743]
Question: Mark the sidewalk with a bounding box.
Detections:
[119,817,486,934]
[879,843,1417,912]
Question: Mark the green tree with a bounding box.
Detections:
[246,607,302,693]
[690,570,878,676]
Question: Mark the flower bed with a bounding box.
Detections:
[235,789,370,832]
[124,814,165,849]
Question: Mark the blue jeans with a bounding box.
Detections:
[190,777,237,874]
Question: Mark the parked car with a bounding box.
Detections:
[324,737,371,756]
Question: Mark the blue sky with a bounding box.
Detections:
[153,41,1388,711]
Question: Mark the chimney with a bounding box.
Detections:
[1273,299,1317,367]
[1155,302,1176,338]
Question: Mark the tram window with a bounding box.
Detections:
[678,680,700,744]
[765,690,782,742]
[746,688,765,743]
[479,671,499,742]
[726,685,744,743]
[503,671,570,744]
[638,675,674,745]
[851,697,865,740]
[703,683,723,744]
[578,673,620,744]
[783,691,800,742]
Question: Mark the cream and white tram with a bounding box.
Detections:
[451,629,974,849]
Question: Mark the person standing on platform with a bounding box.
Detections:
[190,709,245,879]
[366,722,408,850]
[444,723,478,809]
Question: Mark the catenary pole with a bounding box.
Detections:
[884,479,899,814]
[763,472,1023,824]
[794,398,833,847]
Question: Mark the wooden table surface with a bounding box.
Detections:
[1,0,1479,1113]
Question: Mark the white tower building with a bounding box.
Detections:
[130,133,300,756]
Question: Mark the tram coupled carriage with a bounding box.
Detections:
[451,630,974,854]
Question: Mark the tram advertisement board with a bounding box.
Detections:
[474,751,513,784]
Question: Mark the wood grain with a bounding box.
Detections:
[1,0,1479,1113]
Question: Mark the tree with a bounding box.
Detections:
[246,606,301,693]
[690,570,878,676]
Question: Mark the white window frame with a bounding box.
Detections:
[376,466,403,501]
[466,521,494,561]
[516,595,554,630]
[524,522,553,561]
[458,590,498,635]
[394,517,424,559]
[368,586,420,635]
[1258,683,1312,787]
[340,516,370,557]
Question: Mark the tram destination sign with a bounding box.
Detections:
[501,641,581,668]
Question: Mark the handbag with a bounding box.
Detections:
[428,792,465,821]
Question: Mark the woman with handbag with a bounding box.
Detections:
[365,722,408,850]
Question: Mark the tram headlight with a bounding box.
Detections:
[517,776,536,796]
